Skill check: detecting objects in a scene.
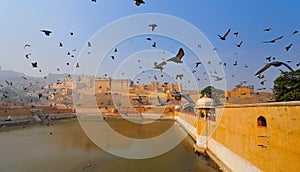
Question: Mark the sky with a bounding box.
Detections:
[0,0,300,92]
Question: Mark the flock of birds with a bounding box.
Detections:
[2,0,300,105]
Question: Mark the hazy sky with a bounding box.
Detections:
[0,0,299,91]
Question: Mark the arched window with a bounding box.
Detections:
[257,116,267,127]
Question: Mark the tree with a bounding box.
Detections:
[200,86,225,105]
[273,69,300,102]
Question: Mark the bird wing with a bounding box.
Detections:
[281,62,294,72]
[274,36,284,41]
[223,28,231,38]
[176,48,184,60]
[255,63,272,75]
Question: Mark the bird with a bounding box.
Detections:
[234,32,239,37]
[285,43,293,52]
[111,56,115,60]
[217,28,231,40]
[175,74,183,80]
[154,61,167,72]
[255,61,294,76]
[146,37,152,41]
[114,48,118,52]
[76,63,80,68]
[59,42,63,47]
[70,32,74,36]
[25,53,31,59]
[263,36,284,43]
[24,44,30,49]
[195,62,202,68]
[223,62,227,67]
[152,42,157,47]
[211,75,226,81]
[244,64,248,68]
[87,42,92,47]
[40,29,52,36]
[233,61,238,66]
[263,28,271,32]
[134,0,145,6]
[235,41,243,48]
[296,62,300,67]
[149,24,158,31]
[157,96,167,106]
[166,48,185,63]
[91,0,96,2]
[293,30,298,35]
[260,80,267,85]
[31,62,38,68]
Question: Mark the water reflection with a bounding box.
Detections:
[0,120,220,172]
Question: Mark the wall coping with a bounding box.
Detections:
[218,101,300,108]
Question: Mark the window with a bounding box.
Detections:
[257,116,267,127]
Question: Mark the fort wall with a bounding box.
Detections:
[176,101,300,172]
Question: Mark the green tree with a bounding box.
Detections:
[273,69,300,102]
[201,86,225,105]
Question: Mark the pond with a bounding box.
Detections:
[0,119,220,172]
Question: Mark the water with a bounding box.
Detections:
[0,119,220,172]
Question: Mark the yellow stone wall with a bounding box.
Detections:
[213,102,300,172]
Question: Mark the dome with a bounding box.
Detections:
[195,95,216,109]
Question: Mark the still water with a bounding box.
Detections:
[0,119,219,172]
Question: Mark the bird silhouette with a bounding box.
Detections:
[212,75,226,81]
[40,30,52,36]
[87,42,91,47]
[293,30,298,35]
[166,48,185,63]
[152,42,157,47]
[263,36,284,43]
[134,0,145,6]
[91,0,96,2]
[76,63,80,68]
[255,61,294,75]
[154,61,166,72]
[195,62,202,68]
[263,28,271,32]
[59,42,63,47]
[149,24,158,31]
[235,41,243,47]
[24,44,30,49]
[175,74,183,80]
[25,53,31,59]
[31,62,38,68]
[234,32,239,37]
[217,28,231,40]
[285,43,293,51]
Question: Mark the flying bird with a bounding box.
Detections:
[134,0,145,6]
[293,30,298,35]
[25,53,31,59]
[76,63,80,68]
[152,42,157,47]
[212,75,226,81]
[166,48,185,63]
[24,44,30,49]
[59,42,63,47]
[285,43,293,52]
[149,24,158,31]
[263,36,284,43]
[195,62,202,68]
[255,61,294,76]
[217,28,231,40]
[175,74,183,80]
[31,62,38,68]
[263,28,271,32]
[146,37,152,41]
[40,29,52,36]
[157,96,167,106]
[111,56,115,60]
[154,61,167,72]
[234,32,239,37]
[87,42,91,47]
[114,48,117,52]
[235,41,243,48]
[91,0,96,2]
